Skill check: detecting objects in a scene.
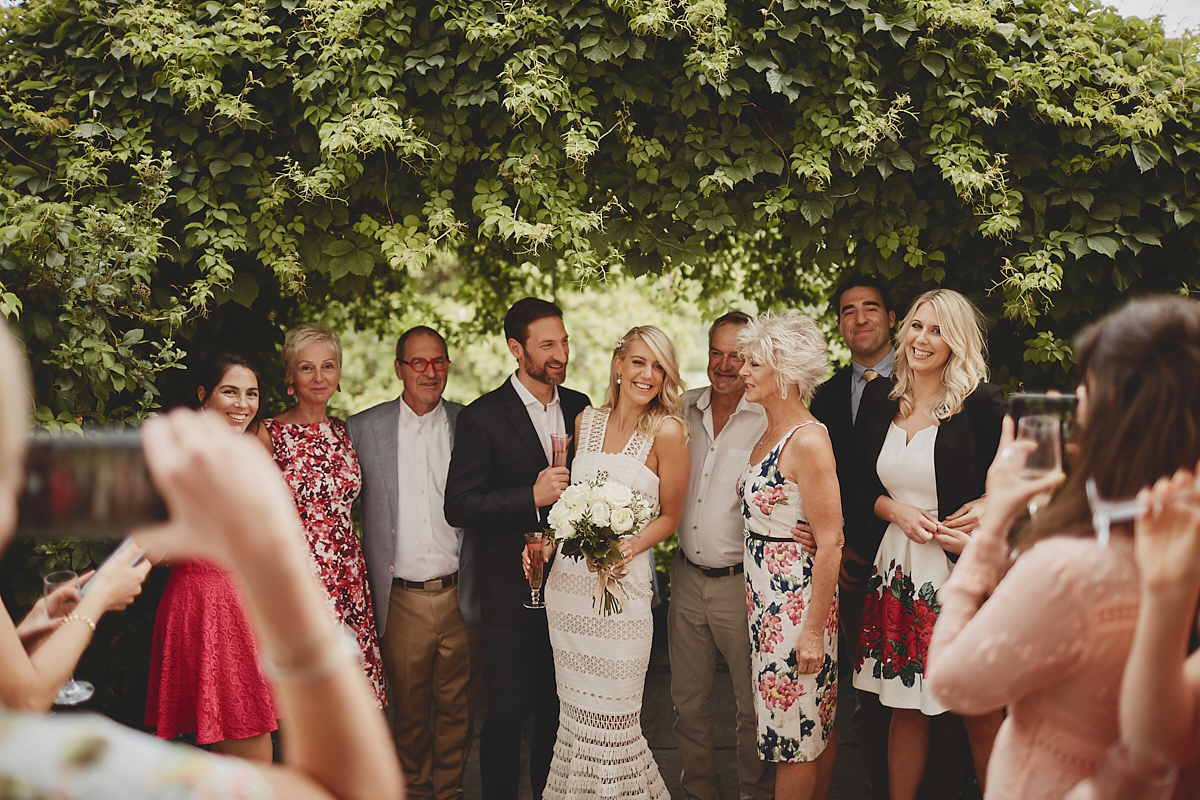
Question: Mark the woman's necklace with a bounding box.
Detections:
[756,406,804,451]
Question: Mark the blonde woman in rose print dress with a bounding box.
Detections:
[852,289,1005,800]
[256,323,386,707]
[735,310,843,800]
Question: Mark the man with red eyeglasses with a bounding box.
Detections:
[348,325,480,800]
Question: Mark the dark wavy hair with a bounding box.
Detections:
[194,352,263,426]
[1028,295,1200,544]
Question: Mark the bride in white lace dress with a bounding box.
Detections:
[540,325,691,799]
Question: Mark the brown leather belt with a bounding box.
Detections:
[682,553,744,578]
[395,572,458,591]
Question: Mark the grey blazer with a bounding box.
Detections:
[347,397,479,635]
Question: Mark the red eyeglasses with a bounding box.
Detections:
[401,357,451,373]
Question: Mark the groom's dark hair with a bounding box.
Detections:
[504,297,564,346]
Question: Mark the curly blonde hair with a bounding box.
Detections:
[735,310,828,404]
[891,289,988,422]
[603,326,687,437]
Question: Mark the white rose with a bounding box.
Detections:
[602,482,634,509]
[584,484,606,505]
[567,501,587,523]
[610,506,635,534]
[548,502,569,532]
[561,483,587,508]
[588,502,611,526]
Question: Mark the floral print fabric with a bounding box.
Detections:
[0,707,273,799]
[738,422,838,763]
[852,422,950,715]
[265,418,386,706]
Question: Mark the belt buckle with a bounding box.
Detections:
[423,578,444,591]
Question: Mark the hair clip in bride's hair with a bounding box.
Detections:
[614,337,626,351]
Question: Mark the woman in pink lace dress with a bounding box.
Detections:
[256,324,386,707]
[147,353,277,759]
[928,296,1200,799]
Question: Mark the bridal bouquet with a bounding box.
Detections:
[547,480,657,616]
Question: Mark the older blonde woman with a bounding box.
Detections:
[257,324,385,706]
[851,289,1005,800]
[735,310,843,800]
[540,325,690,800]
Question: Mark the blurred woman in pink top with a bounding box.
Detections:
[927,295,1200,799]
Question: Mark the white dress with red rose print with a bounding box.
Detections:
[542,406,668,800]
[739,421,838,763]
[852,422,949,715]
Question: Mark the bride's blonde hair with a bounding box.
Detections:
[891,289,988,422]
[603,326,687,437]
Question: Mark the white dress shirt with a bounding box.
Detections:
[677,387,767,569]
[509,372,565,464]
[395,399,463,582]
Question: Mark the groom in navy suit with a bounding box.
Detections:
[445,297,589,800]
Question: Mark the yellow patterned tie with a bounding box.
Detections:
[863,369,880,383]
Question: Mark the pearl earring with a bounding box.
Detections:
[617,377,622,385]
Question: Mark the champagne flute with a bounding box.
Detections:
[1016,415,1063,517]
[43,570,95,706]
[524,531,546,609]
[551,434,569,468]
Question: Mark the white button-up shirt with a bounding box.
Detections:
[395,399,462,582]
[509,372,565,464]
[677,387,767,569]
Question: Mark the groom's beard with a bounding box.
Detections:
[521,349,568,387]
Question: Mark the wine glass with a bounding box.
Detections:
[551,434,569,468]
[1016,414,1063,517]
[524,532,546,609]
[43,570,95,705]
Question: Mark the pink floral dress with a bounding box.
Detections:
[264,418,386,707]
[738,422,838,763]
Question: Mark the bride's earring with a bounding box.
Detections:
[781,385,788,400]
[617,376,622,385]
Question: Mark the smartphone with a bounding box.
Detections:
[17,429,168,538]
[79,536,146,596]
[1009,393,1078,427]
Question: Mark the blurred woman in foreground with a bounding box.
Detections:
[147,353,278,760]
[0,322,402,798]
[928,295,1200,799]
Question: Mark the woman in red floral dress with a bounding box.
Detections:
[257,324,386,707]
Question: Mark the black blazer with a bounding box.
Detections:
[853,379,1007,560]
[444,379,590,627]
[809,365,861,554]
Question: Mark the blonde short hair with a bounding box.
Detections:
[735,311,828,404]
[283,324,342,372]
[891,289,988,421]
[604,326,687,437]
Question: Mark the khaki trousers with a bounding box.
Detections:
[382,582,482,800]
[668,552,774,800]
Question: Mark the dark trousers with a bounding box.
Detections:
[479,620,559,800]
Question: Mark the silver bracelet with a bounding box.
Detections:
[260,627,361,684]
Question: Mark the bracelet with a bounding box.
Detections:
[58,613,97,633]
[260,627,361,684]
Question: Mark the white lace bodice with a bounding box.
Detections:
[571,407,659,506]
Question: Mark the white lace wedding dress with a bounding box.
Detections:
[542,406,668,799]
